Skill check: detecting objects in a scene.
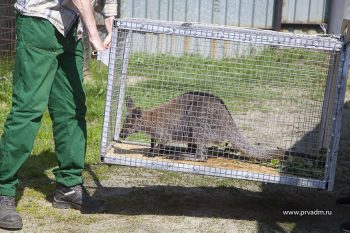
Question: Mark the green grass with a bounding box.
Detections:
[124,47,330,113]
[0,48,346,231]
[0,48,333,182]
[0,56,14,78]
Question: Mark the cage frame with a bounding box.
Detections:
[100,18,350,191]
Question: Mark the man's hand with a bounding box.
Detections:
[72,0,106,51]
[90,33,106,51]
[103,16,114,48]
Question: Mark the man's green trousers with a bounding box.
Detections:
[0,14,87,196]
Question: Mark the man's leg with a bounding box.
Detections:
[0,14,60,197]
[49,38,87,187]
[49,30,106,213]
[0,14,61,229]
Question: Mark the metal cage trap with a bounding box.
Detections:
[100,18,350,191]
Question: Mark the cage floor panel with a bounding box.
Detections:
[104,141,326,189]
[107,142,281,176]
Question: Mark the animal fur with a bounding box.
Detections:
[120,92,279,161]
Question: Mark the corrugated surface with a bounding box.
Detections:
[97,0,331,28]
[282,0,328,24]
[120,0,274,29]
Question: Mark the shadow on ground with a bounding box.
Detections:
[15,100,350,233]
[88,99,350,232]
[16,150,57,203]
[84,166,349,232]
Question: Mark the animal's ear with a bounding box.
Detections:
[126,97,134,109]
[134,107,142,118]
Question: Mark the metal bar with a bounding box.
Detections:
[272,0,283,31]
[116,19,343,51]
[103,155,327,189]
[319,17,349,165]
[100,24,119,159]
[117,0,121,17]
[322,0,328,22]
[321,52,340,183]
[326,19,350,190]
[328,0,345,34]
[113,30,132,142]
[327,42,350,191]
[319,52,338,161]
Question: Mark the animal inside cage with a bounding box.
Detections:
[101,18,350,191]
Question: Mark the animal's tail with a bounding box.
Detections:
[229,131,282,160]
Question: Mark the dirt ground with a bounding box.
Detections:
[6,92,349,233]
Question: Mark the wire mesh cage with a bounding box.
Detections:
[101,18,350,191]
[0,0,16,79]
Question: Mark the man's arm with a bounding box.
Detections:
[103,16,114,48]
[72,0,106,51]
[93,0,118,48]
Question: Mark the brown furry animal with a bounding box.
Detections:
[120,92,278,161]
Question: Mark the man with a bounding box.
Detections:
[337,196,350,232]
[0,0,117,230]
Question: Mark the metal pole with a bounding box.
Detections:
[272,0,283,31]
[113,31,131,142]
[328,0,345,34]
[100,23,119,160]
[327,19,350,191]
[117,0,121,17]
